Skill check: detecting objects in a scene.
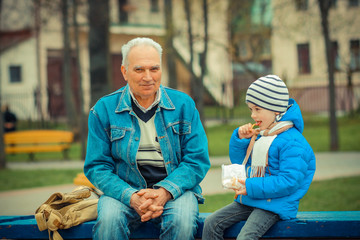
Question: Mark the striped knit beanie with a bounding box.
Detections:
[246,75,289,113]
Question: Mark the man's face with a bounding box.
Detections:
[121,45,162,106]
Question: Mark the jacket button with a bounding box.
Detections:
[135,137,139,141]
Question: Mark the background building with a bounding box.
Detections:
[272,0,360,113]
[0,0,233,121]
[1,0,359,122]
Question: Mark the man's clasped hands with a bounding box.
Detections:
[130,187,172,222]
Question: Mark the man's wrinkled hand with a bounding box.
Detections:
[130,192,152,221]
[131,188,171,222]
[137,189,163,221]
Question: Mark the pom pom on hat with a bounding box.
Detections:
[246,75,289,113]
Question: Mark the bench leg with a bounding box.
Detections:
[29,153,35,162]
[63,149,70,160]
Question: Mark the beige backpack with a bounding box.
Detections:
[35,186,99,240]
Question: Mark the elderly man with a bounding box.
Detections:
[84,37,210,240]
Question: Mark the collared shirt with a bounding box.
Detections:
[129,89,161,113]
[129,89,166,188]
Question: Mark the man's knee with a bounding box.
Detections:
[162,191,198,233]
[171,210,197,231]
[97,196,130,225]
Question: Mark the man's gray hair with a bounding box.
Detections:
[121,37,163,70]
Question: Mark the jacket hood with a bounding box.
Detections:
[279,98,304,133]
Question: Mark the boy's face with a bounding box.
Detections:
[247,102,279,130]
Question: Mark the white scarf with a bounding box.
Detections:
[242,121,294,178]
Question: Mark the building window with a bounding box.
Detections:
[261,38,271,56]
[119,0,128,24]
[297,43,311,74]
[238,40,248,59]
[330,0,337,8]
[151,0,159,12]
[332,41,340,71]
[350,39,360,71]
[349,0,359,7]
[295,0,308,11]
[9,65,22,83]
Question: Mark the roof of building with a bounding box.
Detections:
[0,29,33,53]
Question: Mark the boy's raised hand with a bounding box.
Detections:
[238,123,257,139]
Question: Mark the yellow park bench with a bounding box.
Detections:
[4,130,74,161]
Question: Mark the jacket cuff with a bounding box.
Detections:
[121,187,138,208]
[153,180,178,199]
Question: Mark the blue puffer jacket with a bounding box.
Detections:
[229,98,316,220]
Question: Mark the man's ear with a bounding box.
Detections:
[121,65,128,81]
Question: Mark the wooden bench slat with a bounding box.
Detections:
[1,211,360,239]
[5,144,71,154]
[4,130,74,160]
[5,130,74,144]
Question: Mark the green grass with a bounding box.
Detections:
[206,115,360,156]
[0,168,82,192]
[298,176,360,211]
[199,176,360,212]
[302,116,360,152]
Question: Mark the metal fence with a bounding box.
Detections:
[2,85,360,130]
[290,85,360,114]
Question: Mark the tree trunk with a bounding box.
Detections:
[88,0,111,107]
[72,0,87,160]
[184,0,194,78]
[164,0,177,89]
[0,101,5,169]
[318,0,339,151]
[62,0,78,130]
[0,0,5,169]
[346,68,355,115]
[197,0,208,126]
[183,0,208,126]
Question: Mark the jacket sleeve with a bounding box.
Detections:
[153,105,210,200]
[229,128,251,166]
[84,107,137,208]
[245,137,308,199]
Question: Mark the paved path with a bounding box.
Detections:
[1,152,359,215]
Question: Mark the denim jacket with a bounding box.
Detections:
[84,85,210,208]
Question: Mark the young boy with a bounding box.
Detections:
[202,75,316,240]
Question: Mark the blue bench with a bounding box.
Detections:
[1,211,360,239]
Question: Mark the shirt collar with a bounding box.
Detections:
[129,89,161,113]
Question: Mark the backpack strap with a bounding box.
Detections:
[49,229,64,240]
[35,204,49,231]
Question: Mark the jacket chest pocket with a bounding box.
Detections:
[171,121,191,135]
[110,128,129,159]
[169,121,191,158]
